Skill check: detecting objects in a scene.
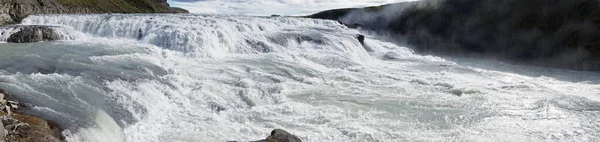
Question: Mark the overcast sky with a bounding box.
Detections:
[167,0,411,16]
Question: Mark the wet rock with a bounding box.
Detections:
[0,119,5,140]
[7,26,58,43]
[247,129,302,142]
[357,34,365,45]
[267,129,302,142]
[0,90,63,142]
[1,114,62,142]
[346,23,362,29]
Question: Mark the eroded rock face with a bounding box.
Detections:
[0,0,189,26]
[0,89,63,142]
[1,115,62,142]
[7,26,58,43]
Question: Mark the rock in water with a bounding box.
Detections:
[357,34,365,45]
[7,26,58,43]
[346,23,362,29]
[247,129,301,142]
[267,129,301,142]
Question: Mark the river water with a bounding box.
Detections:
[0,14,598,141]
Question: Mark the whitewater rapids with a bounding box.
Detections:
[0,14,598,141]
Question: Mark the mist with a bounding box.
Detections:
[311,0,600,71]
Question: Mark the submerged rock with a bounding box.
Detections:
[7,26,58,43]
[249,129,301,142]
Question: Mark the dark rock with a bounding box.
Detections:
[168,7,189,13]
[308,8,355,20]
[336,21,362,29]
[248,129,301,142]
[267,129,301,142]
[357,34,365,45]
[137,29,143,40]
[7,26,58,43]
[346,23,362,29]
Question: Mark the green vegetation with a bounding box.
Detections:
[307,4,391,19]
[307,8,355,19]
[57,0,96,7]
[1,0,187,26]
[57,0,169,13]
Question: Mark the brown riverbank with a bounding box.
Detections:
[0,90,63,142]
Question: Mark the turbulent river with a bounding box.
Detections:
[0,14,599,141]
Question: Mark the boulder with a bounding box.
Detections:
[7,26,58,43]
[357,34,365,45]
[267,129,302,142]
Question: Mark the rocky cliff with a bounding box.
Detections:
[0,0,188,25]
[309,0,600,71]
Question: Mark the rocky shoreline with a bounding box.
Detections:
[0,88,304,142]
[0,90,63,142]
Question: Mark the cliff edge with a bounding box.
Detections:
[0,0,188,25]
[309,0,600,71]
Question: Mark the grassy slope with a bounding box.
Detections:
[306,4,390,19]
[57,0,167,13]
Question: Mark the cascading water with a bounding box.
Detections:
[0,14,598,142]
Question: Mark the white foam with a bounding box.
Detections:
[65,110,125,142]
[1,14,597,142]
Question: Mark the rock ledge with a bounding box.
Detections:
[0,90,63,142]
[7,26,59,43]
